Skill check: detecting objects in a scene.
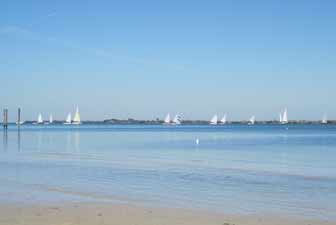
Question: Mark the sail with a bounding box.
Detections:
[210,115,218,125]
[282,109,288,124]
[173,114,181,125]
[38,113,43,124]
[65,113,72,124]
[73,107,81,123]
[249,116,255,125]
[164,113,171,124]
[49,115,53,124]
[279,113,283,123]
[220,114,227,124]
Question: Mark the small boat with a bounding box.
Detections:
[220,114,227,125]
[72,107,81,125]
[164,113,171,124]
[33,113,43,124]
[281,108,288,124]
[322,114,328,124]
[210,115,218,125]
[44,114,53,125]
[172,114,182,125]
[248,116,255,125]
[64,113,72,125]
[16,121,25,125]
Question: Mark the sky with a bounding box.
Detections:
[1,0,335,121]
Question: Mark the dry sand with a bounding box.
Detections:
[0,202,333,225]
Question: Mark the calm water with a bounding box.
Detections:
[0,124,336,219]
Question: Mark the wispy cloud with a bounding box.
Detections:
[0,25,187,71]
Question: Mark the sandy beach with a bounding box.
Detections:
[0,202,334,225]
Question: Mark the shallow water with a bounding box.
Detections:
[0,124,336,219]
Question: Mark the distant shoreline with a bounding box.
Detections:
[2,119,336,125]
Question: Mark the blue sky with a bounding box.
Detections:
[1,0,335,121]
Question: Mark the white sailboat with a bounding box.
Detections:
[210,115,218,125]
[220,114,227,124]
[44,114,53,125]
[37,113,43,124]
[172,114,182,125]
[248,116,255,125]
[64,113,72,125]
[16,120,25,125]
[281,108,288,124]
[164,113,171,124]
[322,114,328,124]
[72,107,81,125]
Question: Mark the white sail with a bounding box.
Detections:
[220,114,227,124]
[172,114,181,125]
[164,113,171,124]
[210,115,218,125]
[37,113,43,124]
[49,115,53,124]
[279,113,283,123]
[72,107,81,124]
[282,108,288,124]
[64,113,72,124]
[249,116,255,125]
[322,114,328,124]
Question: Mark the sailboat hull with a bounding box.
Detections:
[210,115,218,125]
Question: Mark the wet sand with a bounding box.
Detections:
[0,202,333,225]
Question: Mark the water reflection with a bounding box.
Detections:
[17,128,21,152]
[74,132,80,153]
[3,128,8,152]
[66,131,72,152]
[37,131,42,150]
[64,131,81,153]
